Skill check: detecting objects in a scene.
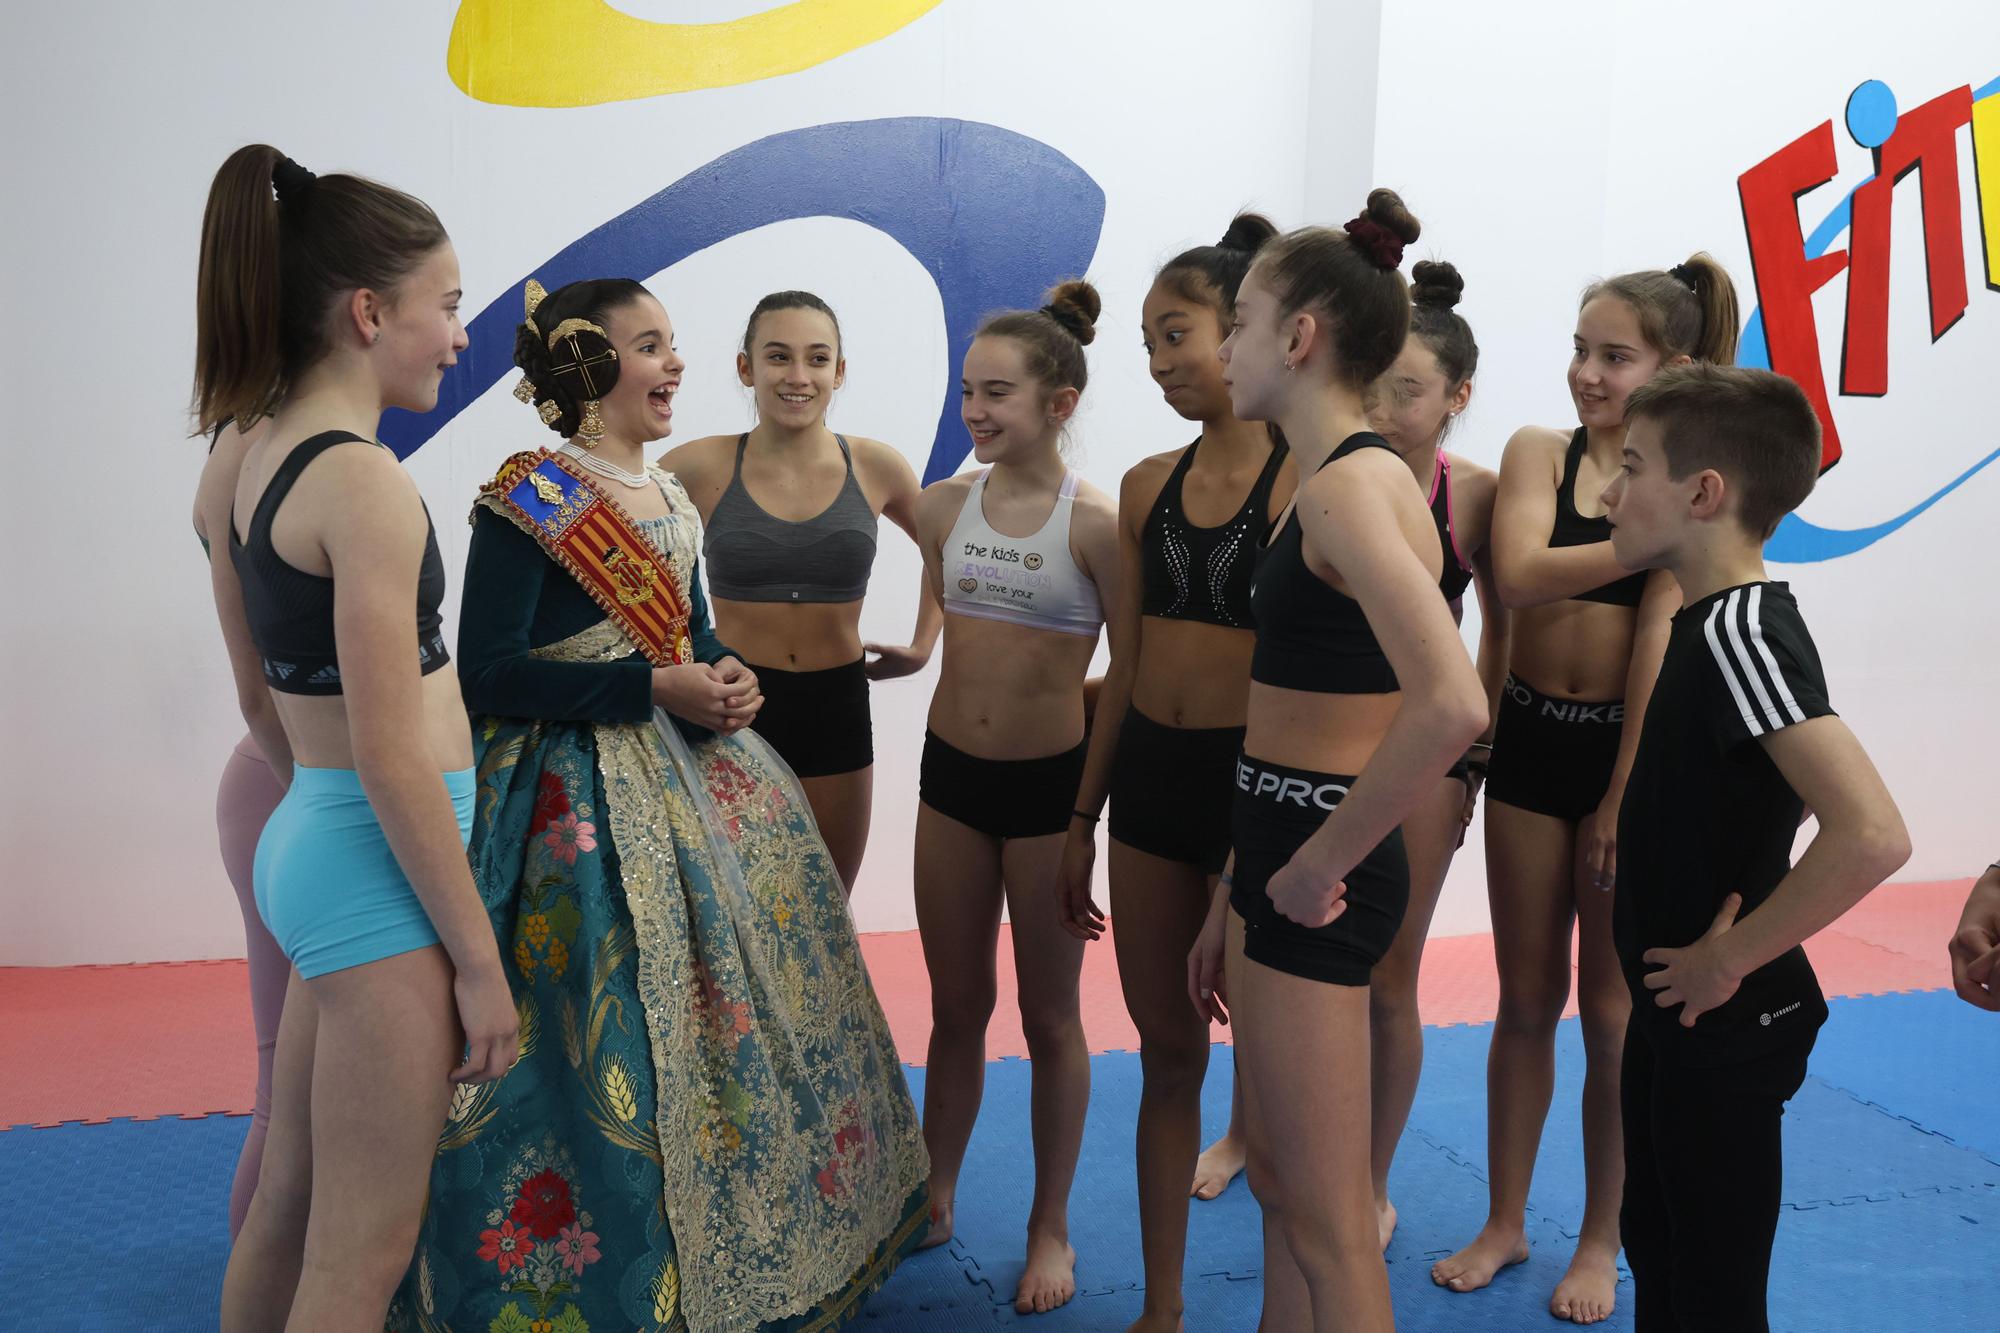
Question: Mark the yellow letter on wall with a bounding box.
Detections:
[1975,90,2000,291]
[447,0,944,108]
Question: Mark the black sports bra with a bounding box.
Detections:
[1140,436,1288,629]
[1551,428,1647,607]
[1249,433,1401,694]
[229,431,450,695]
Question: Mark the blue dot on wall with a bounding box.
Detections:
[1845,79,1898,149]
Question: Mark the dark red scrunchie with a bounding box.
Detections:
[1343,216,1405,270]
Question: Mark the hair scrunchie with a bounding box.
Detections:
[272,156,316,205]
[1342,216,1405,270]
[1668,262,1699,292]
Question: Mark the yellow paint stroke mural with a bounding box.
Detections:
[447,0,943,107]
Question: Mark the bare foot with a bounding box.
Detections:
[1191,1132,1246,1201]
[918,1198,953,1250]
[1014,1229,1078,1314]
[1430,1221,1529,1292]
[1124,1311,1185,1333]
[1377,1196,1398,1252]
[1549,1242,1619,1325]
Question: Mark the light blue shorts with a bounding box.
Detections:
[253,765,476,979]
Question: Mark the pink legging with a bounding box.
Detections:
[216,734,288,1239]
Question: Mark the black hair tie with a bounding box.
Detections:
[1668,262,1698,292]
[273,156,317,205]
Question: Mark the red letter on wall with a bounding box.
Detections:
[1739,122,1849,470]
[1842,86,1974,397]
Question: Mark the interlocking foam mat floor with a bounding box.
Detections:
[3,881,1989,1330]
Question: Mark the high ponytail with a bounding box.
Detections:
[193,145,287,433]
[190,144,450,433]
[1582,251,1740,367]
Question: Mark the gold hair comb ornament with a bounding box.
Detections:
[538,400,563,427]
[545,317,612,352]
[513,376,539,405]
[524,278,549,320]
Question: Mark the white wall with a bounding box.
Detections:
[2,0,1314,963]
[1374,0,2000,934]
[4,0,1993,963]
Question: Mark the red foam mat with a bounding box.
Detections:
[3,879,1968,1130]
[1,960,256,1129]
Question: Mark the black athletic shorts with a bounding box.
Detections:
[1484,673,1624,822]
[1107,705,1242,876]
[919,730,1087,840]
[1228,753,1408,986]
[748,658,873,779]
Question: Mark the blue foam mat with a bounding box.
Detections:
[1807,990,2000,1165]
[0,1114,240,1331]
[5,988,1994,1330]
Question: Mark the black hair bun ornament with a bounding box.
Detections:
[544,318,621,402]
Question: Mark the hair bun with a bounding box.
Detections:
[1410,259,1464,311]
[1365,188,1422,246]
[1216,212,1279,255]
[1041,279,1101,347]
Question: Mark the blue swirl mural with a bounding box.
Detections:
[381,117,1105,484]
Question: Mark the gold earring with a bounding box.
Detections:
[577,400,605,447]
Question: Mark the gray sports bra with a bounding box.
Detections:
[702,434,878,603]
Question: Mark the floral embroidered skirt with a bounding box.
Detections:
[390,711,929,1333]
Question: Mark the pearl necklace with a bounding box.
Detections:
[559,442,652,489]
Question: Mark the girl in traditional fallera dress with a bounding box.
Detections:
[392,278,928,1333]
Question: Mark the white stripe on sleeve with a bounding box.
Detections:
[1744,585,1808,725]
[1722,588,1787,731]
[1704,593,1765,736]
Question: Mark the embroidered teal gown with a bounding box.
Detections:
[389,463,928,1333]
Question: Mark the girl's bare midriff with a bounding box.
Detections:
[1128,618,1257,730]
[712,597,865,672]
[1244,682,1402,778]
[1507,600,1638,701]
[271,672,476,772]
[928,613,1099,760]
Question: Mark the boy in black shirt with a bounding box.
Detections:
[1600,364,1912,1331]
